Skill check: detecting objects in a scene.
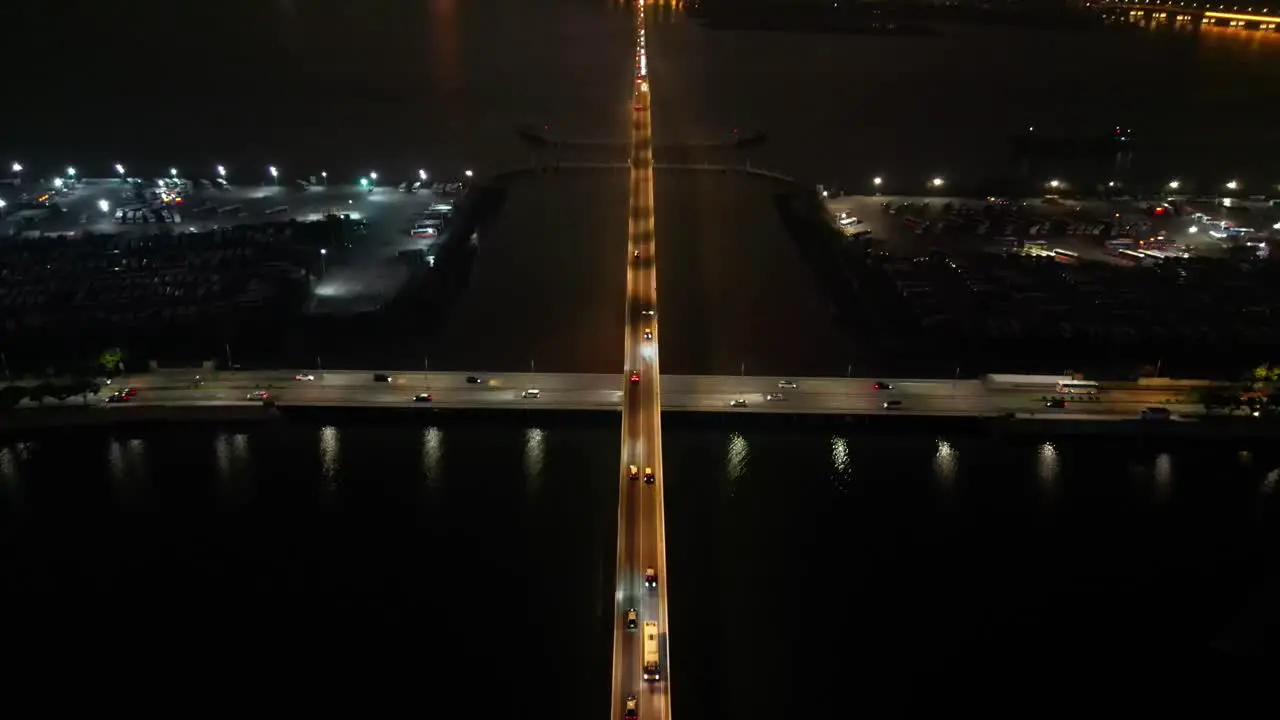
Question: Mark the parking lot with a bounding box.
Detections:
[0,176,466,315]
[824,193,1280,264]
[805,193,1280,378]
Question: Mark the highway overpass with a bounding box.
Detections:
[4,369,1205,420]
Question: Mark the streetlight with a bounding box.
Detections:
[1167,179,1180,190]
[170,167,179,178]
[10,162,21,183]
[269,165,278,185]
[1047,179,1061,189]
[321,171,327,186]
[1226,179,1239,191]
[464,169,474,179]
[53,177,64,188]
[359,177,370,191]
[319,248,327,276]
[97,199,110,213]
[115,164,125,177]
[66,166,77,179]
[930,177,945,188]
[418,169,427,181]
[872,176,883,187]
[217,165,227,178]
[369,171,378,182]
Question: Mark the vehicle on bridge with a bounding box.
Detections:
[630,370,641,384]
[1056,379,1099,395]
[413,393,433,402]
[521,388,541,399]
[643,328,652,340]
[643,466,655,484]
[626,607,638,630]
[873,381,893,390]
[766,392,786,401]
[642,621,661,681]
[883,399,902,410]
[294,373,315,381]
[247,390,270,401]
[644,567,657,588]
[730,398,749,408]
[628,464,640,481]
[465,376,483,384]
[625,695,639,720]
[778,379,796,389]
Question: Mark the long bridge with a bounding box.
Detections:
[1095,0,1280,28]
[4,369,1204,420]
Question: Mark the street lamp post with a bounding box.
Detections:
[269,165,278,186]
[872,176,883,189]
[115,164,125,179]
[319,248,327,276]
[321,171,327,186]
[11,162,22,184]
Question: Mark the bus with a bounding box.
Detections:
[642,621,660,681]
[1055,380,1100,395]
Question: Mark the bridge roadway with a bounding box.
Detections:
[48,370,1201,419]
[612,5,673,720]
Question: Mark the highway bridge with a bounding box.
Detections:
[1095,1,1280,27]
[612,6,672,720]
[4,370,1204,420]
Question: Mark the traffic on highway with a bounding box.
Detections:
[613,4,673,720]
[1,369,1201,420]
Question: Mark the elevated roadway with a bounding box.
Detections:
[8,370,1204,419]
[611,5,674,720]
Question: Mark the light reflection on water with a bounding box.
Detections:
[933,438,958,491]
[1037,441,1061,505]
[1154,452,1174,502]
[108,438,149,501]
[524,427,546,492]
[319,426,340,486]
[830,435,852,495]
[726,432,748,496]
[422,427,443,486]
[214,432,252,503]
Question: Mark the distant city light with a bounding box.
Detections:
[269,165,278,177]
[1048,179,1061,189]
[10,162,21,173]
[359,177,369,189]
[930,177,945,188]
[66,166,77,177]
[370,171,378,181]
[53,177,64,188]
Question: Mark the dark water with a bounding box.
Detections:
[2,420,1278,711]
[0,419,620,710]
[6,0,1280,190]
